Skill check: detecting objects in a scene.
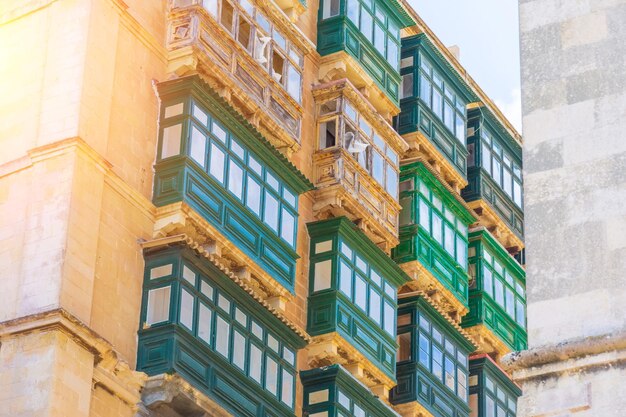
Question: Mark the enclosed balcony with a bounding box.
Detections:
[463,106,524,255]
[166,0,315,153]
[468,355,521,417]
[137,244,307,417]
[461,230,527,359]
[316,0,414,117]
[396,34,478,192]
[313,80,409,252]
[392,295,476,417]
[393,161,475,320]
[301,365,401,417]
[152,76,313,301]
[306,217,411,396]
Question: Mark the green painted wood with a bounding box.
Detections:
[396,34,479,177]
[392,295,473,417]
[469,355,521,417]
[137,245,305,417]
[306,217,411,381]
[301,365,401,417]
[461,230,527,352]
[463,108,524,239]
[393,162,474,307]
[153,76,313,293]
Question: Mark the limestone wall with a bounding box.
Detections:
[509,0,626,414]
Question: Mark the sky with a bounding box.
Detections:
[409,0,522,131]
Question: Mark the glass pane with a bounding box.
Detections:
[346,0,359,24]
[384,302,395,335]
[420,74,431,104]
[432,89,443,118]
[516,299,526,326]
[505,288,515,318]
[355,274,367,312]
[456,114,465,144]
[444,101,454,132]
[444,224,455,256]
[401,56,414,69]
[202,0,218,16]
[281,208,295,246]
[486,395,496,417]
[418,332,430,367]
[212,120,227,142]
[266,172,279,191]
[386,164,398,198]
[387,39,398,69]
[190,127,207,167]
[249,343,262,383]
[228,160,244,199]
[400,197,412,226]
[514,181,523,207]
[314,260,332,292]
[161,124,182,159]
[215,315,230,357]
[281,369,294,407]
[150,264,172,279]
[374,23,385,54]
[495,279,504,306]
[263,191,279,231]
[483,266,493,296]
[360,10,373,41]
[200,280,214,300]
[339,260,352,298]
[265,356,278,395]
[401,73,414,99]
[445,356,455,390]
[287,64,301,103]
[218,293,231,312]
[419,198,430,232]
[246,175,262,215]
[232,330,246,370]
[146,286,170,325]
[315,240,333,254]
[180,289,194,330]
[432,346,443,379]
[323,0,340,18]
[248,155,262,176]
[209,143,225,183]
[504,169,513,197]
[397,332,412,361]
[433,213,442,243]
[456,236,467,267]
[493,158,502,185]
[369,289,381,324]
[230,139,245,160]
[267,334,279,353]
[198,303,212,344]
[373,151,384,186]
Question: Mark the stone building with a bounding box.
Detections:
[0,1,526,417]
[503,1,626,416]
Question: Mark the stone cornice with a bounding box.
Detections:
[0,309,147,408]
[502,331,626,381]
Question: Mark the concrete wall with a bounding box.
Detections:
[508,0,626,415]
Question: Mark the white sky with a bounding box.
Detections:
[409,0,522,131]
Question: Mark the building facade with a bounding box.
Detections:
[503,1,626,416]
[0,1,526,417]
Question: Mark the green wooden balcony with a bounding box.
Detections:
[468,354,521,417]
[137,244,307,417]
[392,295,475,417]
[393,161,475,319]
[396,34,478,179]
[152,76,313,296]
[461,230,527,358]
[316,0,414,112]
[463,107,524,254]
[306,217,410,391]
[301,365,400,417]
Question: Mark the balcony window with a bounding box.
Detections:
[469,355,521,417]
[415,55,467,145]
[139,248,305,415]
[476,246,526,327]
[307,218,410,380]
[202,0,303,103]
[317,97,399,199]
[160,99,299,248]
[392,296,474,415]
[409,176,469,268]
[481,128,523,208]
[321,0,401,70]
